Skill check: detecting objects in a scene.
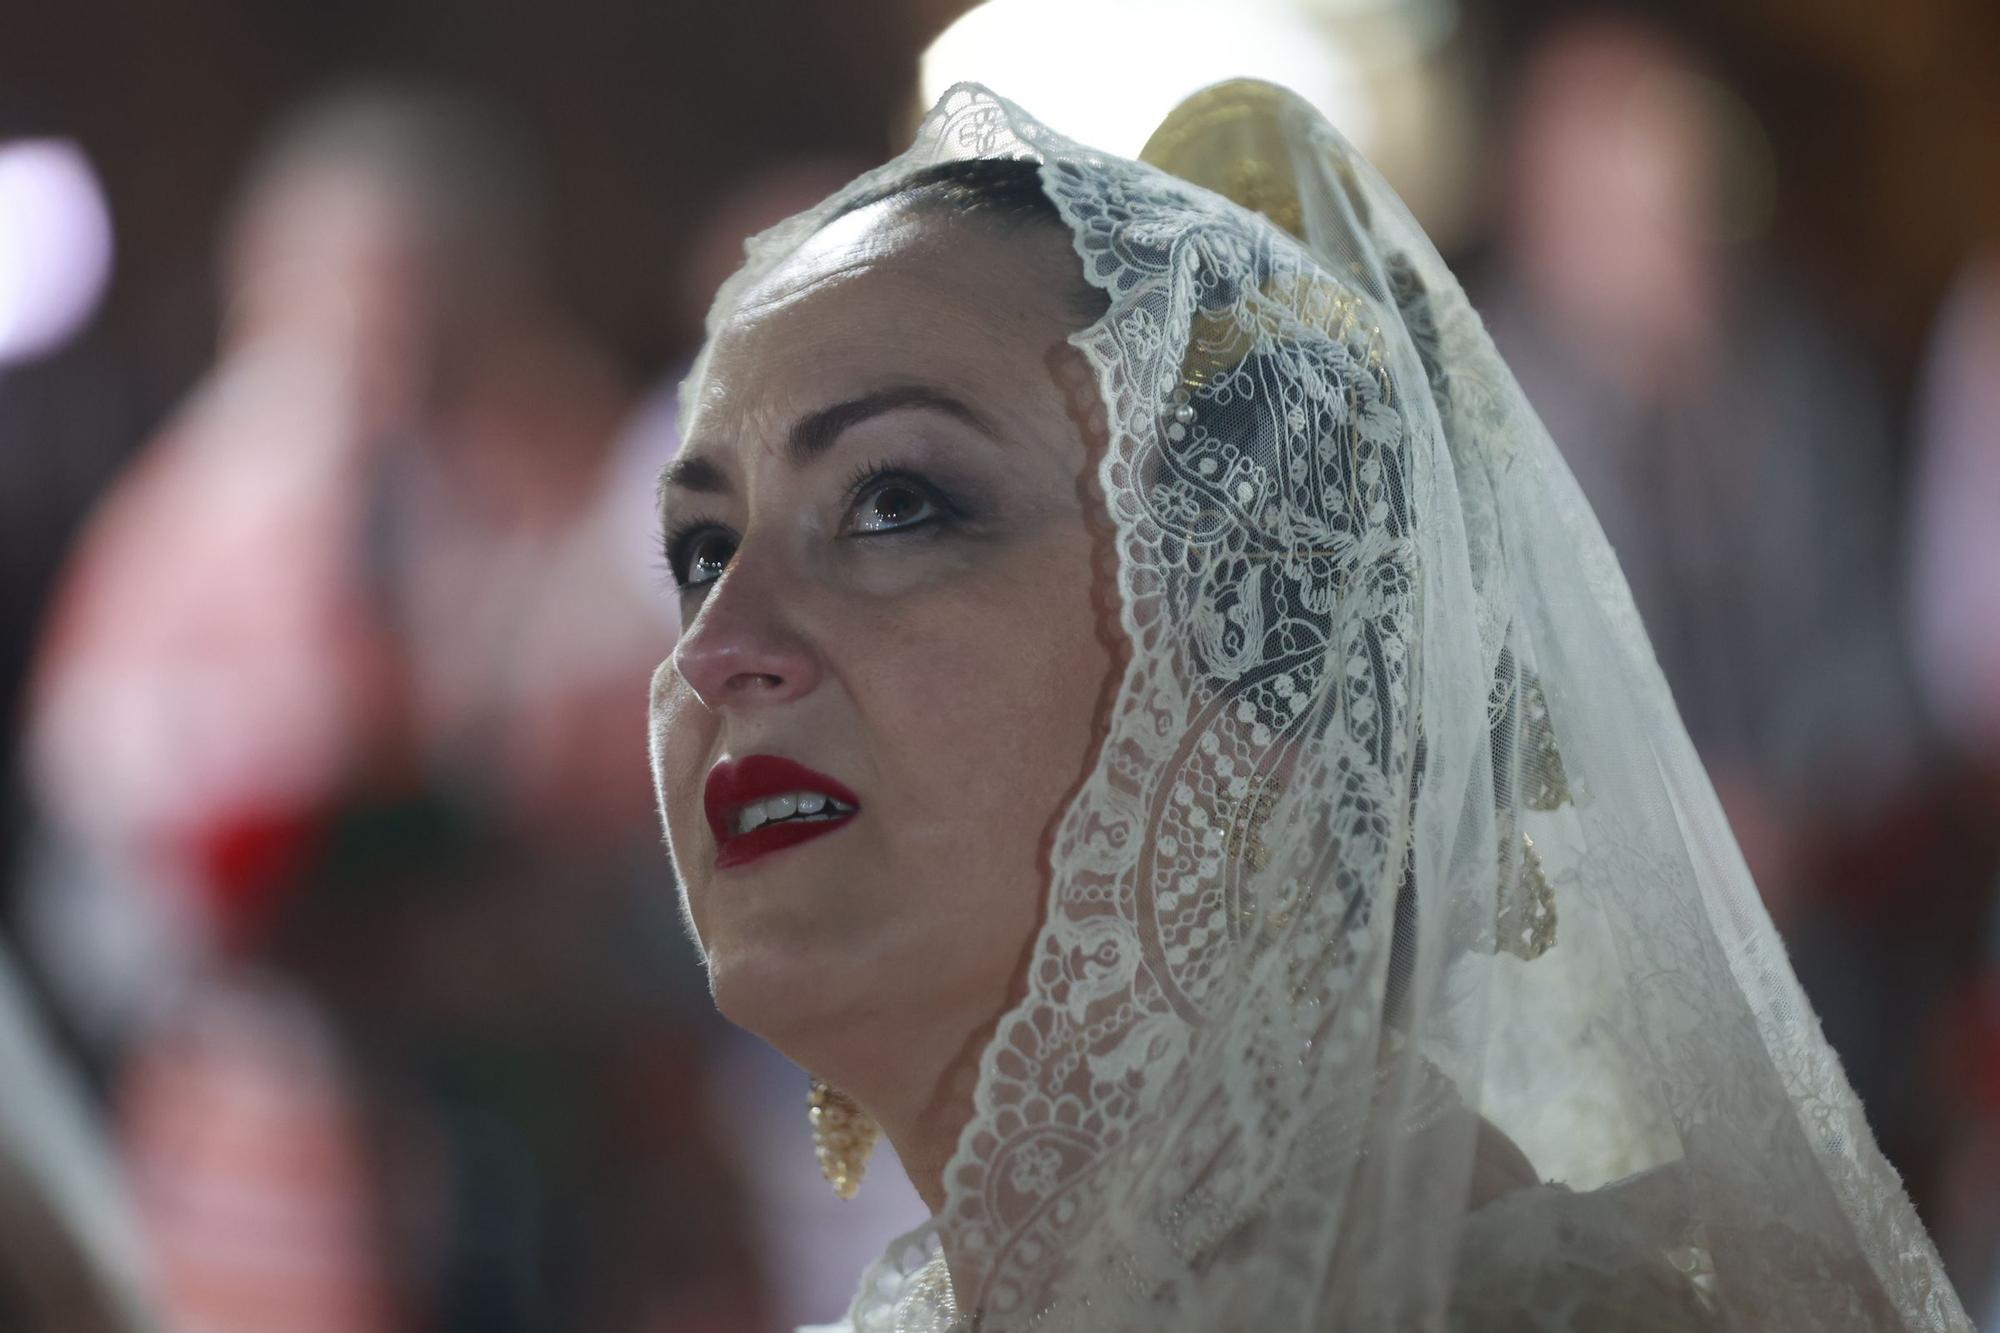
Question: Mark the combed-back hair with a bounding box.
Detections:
[836,158,1109,322]
[841,157,1061,231]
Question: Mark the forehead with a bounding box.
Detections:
[685,202,1080,439]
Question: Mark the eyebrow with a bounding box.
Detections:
[657,384,996,503]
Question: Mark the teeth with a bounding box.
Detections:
[731,790,854,837]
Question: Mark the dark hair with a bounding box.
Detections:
[834,158,1108,322]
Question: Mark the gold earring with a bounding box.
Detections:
[808,1078,879,1199]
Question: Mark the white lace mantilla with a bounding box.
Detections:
[690,84,1970,1332]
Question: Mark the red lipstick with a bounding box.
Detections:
[704,754,861,870]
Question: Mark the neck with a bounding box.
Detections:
[846,1011,994,1216]
[869,1024,991,1321]
[774,945,1033,1220]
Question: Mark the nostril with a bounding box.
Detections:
[669,585,820,708]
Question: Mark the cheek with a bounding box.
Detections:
[854,530,1117,933]
[648,663,713,927]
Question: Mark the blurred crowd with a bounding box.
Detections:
[0,3,1996,1330]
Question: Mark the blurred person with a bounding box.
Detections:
[1910,250,2000,785]
[645,78,1965,1328]
[19,84,764,1332]
[1477,16,1922,921]
[19,96,435,1330]
[1908,248,2000,1319]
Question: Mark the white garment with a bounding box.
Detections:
[0,936,156,1331]
[688,81,1970,1330]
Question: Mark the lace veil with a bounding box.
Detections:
[687,82,1970,1330]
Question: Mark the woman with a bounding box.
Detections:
[649,81,1969,1329]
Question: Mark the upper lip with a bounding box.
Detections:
[703,754,862,844]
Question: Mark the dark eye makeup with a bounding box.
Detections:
[661,522,735,592]
[661,460,967,596]
[837,459,963,537]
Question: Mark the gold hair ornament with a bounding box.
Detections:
[1139,79,1316,244]
[1140,79,1391,404]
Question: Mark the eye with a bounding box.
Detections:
[667,524,736,592]
[844,469,946,536]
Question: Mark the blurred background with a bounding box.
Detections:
[0,0,1996,1329]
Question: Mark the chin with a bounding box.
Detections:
[704,933,870,1057]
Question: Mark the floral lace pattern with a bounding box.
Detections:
[692,86,1969,1332]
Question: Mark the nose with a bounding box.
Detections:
[669,551,823,712]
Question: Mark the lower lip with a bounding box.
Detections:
[715,813,858,869]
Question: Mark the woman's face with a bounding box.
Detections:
[650,200,1120,1063]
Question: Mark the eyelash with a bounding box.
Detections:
[839,458,966,532]
[660,518,721,592]
[661,461,961,594]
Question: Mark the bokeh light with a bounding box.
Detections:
[0,139,113,368]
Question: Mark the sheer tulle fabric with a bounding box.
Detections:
[688,85,1969,1331]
